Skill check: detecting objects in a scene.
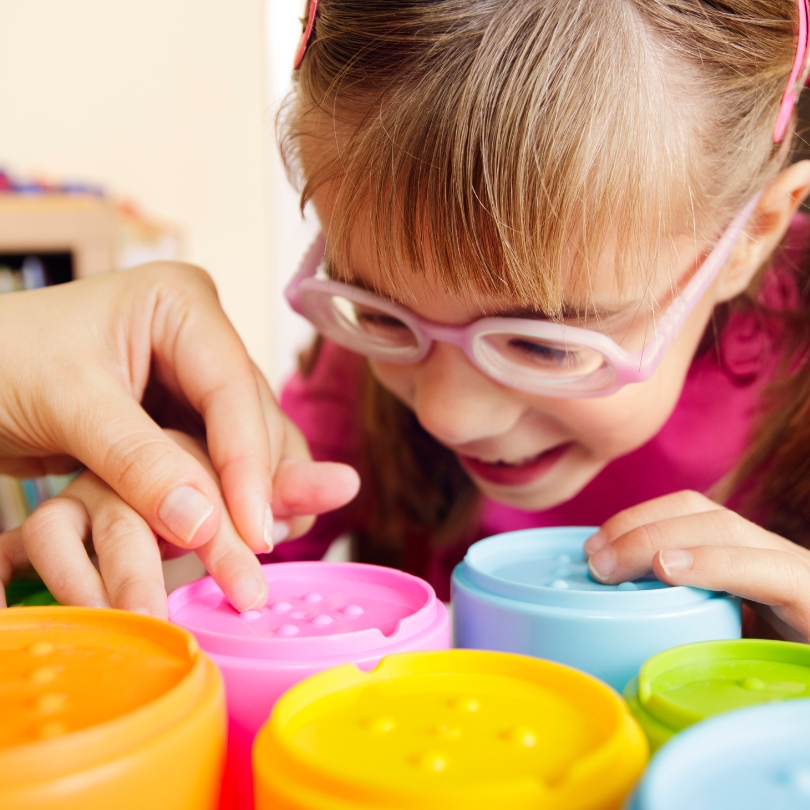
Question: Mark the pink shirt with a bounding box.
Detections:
[262,214,808,600]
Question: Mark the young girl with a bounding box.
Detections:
[9,0,810,642]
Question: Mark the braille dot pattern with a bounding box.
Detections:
[188,583,416,640]
[494,551,666,592]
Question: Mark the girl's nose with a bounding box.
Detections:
[410,342,526,447]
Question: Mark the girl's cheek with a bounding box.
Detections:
[368,360,417,407]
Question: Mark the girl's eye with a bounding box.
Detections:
[354,310,410,334]
[504,337,574,368]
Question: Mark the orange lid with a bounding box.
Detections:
[0,608,225,810]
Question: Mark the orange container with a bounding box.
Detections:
[0,607,226,810]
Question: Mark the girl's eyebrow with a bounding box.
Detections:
[324,258,630,321]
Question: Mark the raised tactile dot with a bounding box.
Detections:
[290,611,307,620]
[450,696,480,713]
[303,593,324,604]
[271,601,292,614]
[617,582,638,591]
[39,721,66,739]
[557,554,572,564]
[363,715,396,734]
[415,751,447,773]
[342,604,364,617]
[28,641,54,657]
[433,725,461,740]
[30,667,57,685]
[275,624,300,637]
[311,614,334,627]
[36,693,68,715]
[550,579,569,590]
[553,568,571,578]
[240,610,262,622]
[502,726,537,748]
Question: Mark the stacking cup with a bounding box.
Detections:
[624,638,810,751]
[168,562,450,810]
[253,649,648,810]
[628,699,810,810]
[452,527,741,690]
[0,607,225,810]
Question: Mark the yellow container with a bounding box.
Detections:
[253,649,648,810]
[0,607,226,810]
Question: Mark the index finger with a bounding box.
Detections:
[139,264,277,555]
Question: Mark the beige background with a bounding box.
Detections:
[0,0,315,388]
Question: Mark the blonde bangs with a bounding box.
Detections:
[279,0,795,316]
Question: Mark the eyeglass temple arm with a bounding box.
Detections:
[639,193,763,374]
[284,233,327,315]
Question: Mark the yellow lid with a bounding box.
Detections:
[253,650,648,810]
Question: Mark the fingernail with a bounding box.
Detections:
[231,577,267,612]
[658,549,693,578]
[584,530,608,556]
[273,521,290,543]
[263,504,274,553]
[159,486,214,546]
[588,548,616,582]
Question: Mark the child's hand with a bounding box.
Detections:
[584,491,810,643]
[0,429,359,617]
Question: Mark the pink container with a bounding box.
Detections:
[168,562,450,810]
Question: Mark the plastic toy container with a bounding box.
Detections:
[0,606,225,810]
[253,648,648,810]
[168,562,450,810]
[628,698,810,810]
[452,527,741,691]
[624,638,810,752]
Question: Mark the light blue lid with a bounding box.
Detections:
[460,527,719,609]
[633,698,810,810]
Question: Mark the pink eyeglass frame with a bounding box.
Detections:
[285,194,761,398]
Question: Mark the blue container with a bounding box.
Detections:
[628,699,810,810]
[451,527,741,691]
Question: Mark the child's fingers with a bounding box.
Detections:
[0,528,29,608]
[68,472,168,619]
[271,459,361,541]
[584,490,721,555]
[652,545,810,643]
[21,497,110,609]
[587,509,794,585]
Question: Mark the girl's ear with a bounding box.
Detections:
[715,160,810,303]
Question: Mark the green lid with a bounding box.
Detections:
[5,578,59,607]
[624,640,810,751]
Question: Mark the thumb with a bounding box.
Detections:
[59,382,226,550]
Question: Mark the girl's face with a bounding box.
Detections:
[311,189,729,511]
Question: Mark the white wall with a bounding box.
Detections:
[0,0,282,381]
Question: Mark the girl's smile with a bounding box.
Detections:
[457,442,574,488]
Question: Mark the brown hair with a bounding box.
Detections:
[280,0,810,563]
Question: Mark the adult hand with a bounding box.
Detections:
[0,429,356,616]
[584,491,810,643]
[0,264,359,595]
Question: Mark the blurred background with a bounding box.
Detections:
[0,0,314,391]
[0,1,322,576]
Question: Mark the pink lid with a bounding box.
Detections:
[168,562,446,661]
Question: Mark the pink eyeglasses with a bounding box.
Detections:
[285,194,761,398]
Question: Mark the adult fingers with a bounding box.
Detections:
[652,544,810,643]
[68,472,168,619]
[165,430,268,611]
[587,509,793,585]
[0,528,30,608]
[22,497,110,609]
[61,380,224,552]
[584,490,722,556]
[143,265,276,554]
